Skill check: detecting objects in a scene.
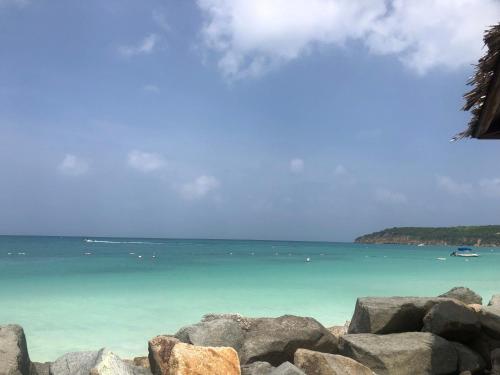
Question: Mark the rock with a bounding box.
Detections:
[452,342,486,374]
[327,322,349,342]
[492,348,500,375]
[176,314,337,366]
[439,287,483,305]
[339,332,457,375]
[422,300,480,342]
[468,304,483,313]
[148,336,180,375]
[348,297,448,334]
[270,362,305,375]
[489,295,500,307]
[168,342,240,375]
[241,361,274,375]
[133,357,150,368]
[478,306,500,339]
[294,348,373,375]
[175,318,245,353]
[239,315,337,365]
[468,331,500,365]
[50,348,144,375]
[32,363,50,375]
[0,324,34,375]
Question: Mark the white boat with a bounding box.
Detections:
[417,243,425,247]
[450,248,479,257]
[305,257,311,262]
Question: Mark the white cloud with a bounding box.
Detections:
[375,188,407,204]
[58,154,89,176]
[153,10,170,31]
[479,178,500,198]
[436,175,473,196]
[290,158,304,173]
[179,175,220,200]
[197,0,500,79]
[143,84,160,93]
[127,150,166,172]
[118,34,159,57]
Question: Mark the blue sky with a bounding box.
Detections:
[1,0,500,241]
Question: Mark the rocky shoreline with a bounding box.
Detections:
[2,287,500,375]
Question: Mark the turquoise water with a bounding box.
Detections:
[1,235,499,362]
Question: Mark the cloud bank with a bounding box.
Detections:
[197,0,500,79]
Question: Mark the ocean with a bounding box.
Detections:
[1,235,499,362]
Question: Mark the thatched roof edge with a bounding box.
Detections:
[455,23,500,140]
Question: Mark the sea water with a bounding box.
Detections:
[1,235,499,362]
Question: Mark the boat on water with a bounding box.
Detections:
[450,247,479,257]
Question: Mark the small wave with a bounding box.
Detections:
[84,239,163,245]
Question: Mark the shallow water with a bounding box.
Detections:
[1,235,499,362]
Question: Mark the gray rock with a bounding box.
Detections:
[270,362,305,375]
[294,348,373,375]
[439,287,483,305]
[489,295,500,307]
[176,314,337,366]
[468,331,500,365]
[0,324,34,375]
[348,297,448,334]
[478,306,500,339]
[451,342,486,375]
[32,363,50,375]
[492,348,500,375]
[50,348,145,375]
[241,361,274,375]
[422,300,481,342]
[175,318,245,353]
[239,315,338,365]
[339,332,458,375]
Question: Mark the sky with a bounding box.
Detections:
[1,0,500,242]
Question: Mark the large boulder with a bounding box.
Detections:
[492,348,500,375]
[148,336,180,375]
[294,348,373,375]
[175,314,337,366]
[32,363,50,375]
[271,362,305,375]
[478,306,500,339]
[439,287,483,305]
[422,300,481,342]
[168,342,240,375]
[452,342,486,375]
[241,361,274,375]
[489,295,500,307]
[348,297,448,334]
[175,318,245,353]
[339,332,457,375]
[468,331,500,365]
[50,348,147,375]
[0,324,34,375]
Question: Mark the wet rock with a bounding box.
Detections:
[148,336,180,375]
[271,362,305,375]
[241,361,274,375]
[294,348,373,375]
[339,332,457,375]
[439,287,483,305]
[422,300,480,342]
[167,342,240,375]
[452,342,486,374]
[348,297,448,334]
[0,324,34,375]
[489,295,500,307]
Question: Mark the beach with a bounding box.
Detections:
[1,235,499,362]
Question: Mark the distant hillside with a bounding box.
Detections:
[355,225,500,246]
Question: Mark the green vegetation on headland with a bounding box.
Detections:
[355,225,500,246]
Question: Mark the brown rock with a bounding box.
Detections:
[327,321,349,342]
[294,348,373,375]
[148,336,180,375]
[133,357,150,368]
[168,343,240,375]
